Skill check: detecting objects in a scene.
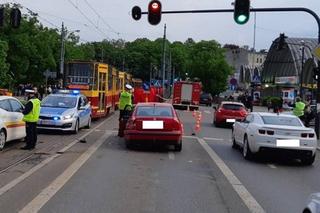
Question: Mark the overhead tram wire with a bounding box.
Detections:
[67,0,111,40]
[83,0,120,36]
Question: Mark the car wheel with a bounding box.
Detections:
[72,120,79,134]
[174,140,182,152]
[0,129,6,150]
[301,155,315,165]
[125,140,133,149]
[85,116,91,129]
[243,135,253,160]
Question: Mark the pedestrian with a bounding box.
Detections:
[267,99,272,112]
[21,89,41,150]
[39,85,45,100]
[293,97,306,121]
[118,84,133,137]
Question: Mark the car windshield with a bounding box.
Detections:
[41,96,77,108]
[261,116,302,126]
[136,106,173,117]
[222,104,243,111]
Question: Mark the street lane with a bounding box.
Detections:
[39,135,249,213]
[197,105,320,213]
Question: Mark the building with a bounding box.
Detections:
[260,33,318,103]
[224,45,267,90]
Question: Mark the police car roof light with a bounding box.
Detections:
[55,89,80,95]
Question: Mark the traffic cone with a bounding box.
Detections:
[195,120,201,132]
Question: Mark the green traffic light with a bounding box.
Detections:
[236,15,248,24]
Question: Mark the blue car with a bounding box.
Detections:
[37,90,92,133]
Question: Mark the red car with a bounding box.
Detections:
[213,101,248,126]
[124,102,183,151]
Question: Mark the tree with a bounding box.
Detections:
[0,40,10,87]
[188,40,233,95]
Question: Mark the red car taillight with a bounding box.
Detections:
[172,119,182,131]
[126,118,136,129]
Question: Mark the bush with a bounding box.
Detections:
[261,96,282,107]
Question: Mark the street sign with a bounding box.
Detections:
[313,45,320,60]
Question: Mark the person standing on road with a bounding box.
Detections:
[118,84,133,137]
[21,89,41,150]
[293,97,306,121]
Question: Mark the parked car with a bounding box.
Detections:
[200,93,213,106]
[232,112,317,165]
[124,102,183,151]
[0,96,26,149]
[37,90,92,133]
[303,193,320,213]
[213,101,247,127]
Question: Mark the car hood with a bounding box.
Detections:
[40,107,74,116]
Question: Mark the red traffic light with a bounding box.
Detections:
[148,0,162,25]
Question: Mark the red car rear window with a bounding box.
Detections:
[136,106,173,117]
[222,104,244,111]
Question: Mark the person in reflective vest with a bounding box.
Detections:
[21,89,41,150]
[118,84,133,137]
[119,84,133,118]
[293,97,305,119]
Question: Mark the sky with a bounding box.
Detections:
[3,0,320,50]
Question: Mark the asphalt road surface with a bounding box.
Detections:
[0,106,317,213]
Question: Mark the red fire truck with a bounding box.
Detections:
[172,81,202,110]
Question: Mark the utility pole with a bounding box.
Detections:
[60,22,65,77]
[300,40,305,97]
[162,24,166,96]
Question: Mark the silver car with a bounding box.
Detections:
[37,91,92,133]
[303,193,320,213]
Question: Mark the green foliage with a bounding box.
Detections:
[262,96,282,106]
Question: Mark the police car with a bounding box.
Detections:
[0,96,26,149]
[37,90,92,133]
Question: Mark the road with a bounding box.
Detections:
[0,106,317,212]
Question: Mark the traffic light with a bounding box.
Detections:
[132,6,142,21]
[0,8,4,27]
[10,8,21,28]
[234,0,250,25]
[313,67,320,81]
[148,0,162,25]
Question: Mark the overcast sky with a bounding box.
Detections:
[3,0,320,50]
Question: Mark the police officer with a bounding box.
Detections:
[293,97,306,120]
[118,84,133,136]
[21,89,41,150]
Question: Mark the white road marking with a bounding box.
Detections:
[19,131,111,213]
[267,164,277,169]
[182,135,197,139]
[197,138,265,213]
[204,110,211,114]
[0,115,114,198]
[168,152,175,160]
[203,137,224,141]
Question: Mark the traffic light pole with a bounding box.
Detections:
[140,6,320,137]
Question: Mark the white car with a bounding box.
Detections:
[0,96,26,149]
[303,193,320,213]
[232,112,317,165]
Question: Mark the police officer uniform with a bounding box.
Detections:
[118,84,133,137]
[293,97,306,120]
[21,90,41,150]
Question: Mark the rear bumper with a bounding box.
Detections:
[258,147,315,158]
[124,130,182,143]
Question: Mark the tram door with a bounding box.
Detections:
[98,72,106,113]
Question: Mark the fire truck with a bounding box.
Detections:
[172,81,202,110]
